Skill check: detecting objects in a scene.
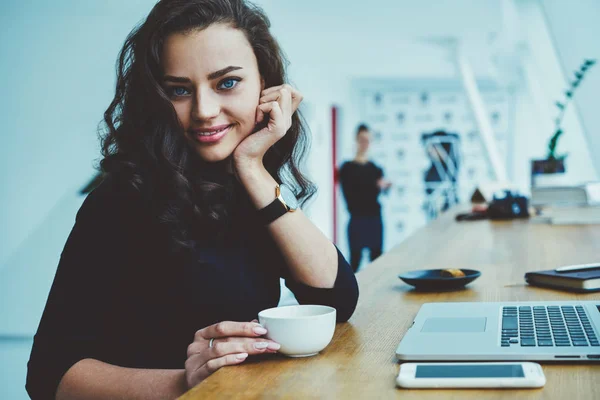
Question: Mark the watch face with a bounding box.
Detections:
[279,184,299,210]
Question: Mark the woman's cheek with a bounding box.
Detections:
[236,101,260,131]
[173,103,190,129]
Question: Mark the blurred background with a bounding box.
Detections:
[1,1,598,398]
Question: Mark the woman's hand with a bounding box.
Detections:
[184,321,280,389]
[233,84,303,168]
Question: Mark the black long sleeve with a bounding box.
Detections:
[26,177,358,399]
[283,247,358,322]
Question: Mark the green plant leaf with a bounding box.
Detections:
[547,129,564,159]
[548,58,594,159]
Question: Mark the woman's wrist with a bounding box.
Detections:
[233,155,263,175]
[234,158,278,210]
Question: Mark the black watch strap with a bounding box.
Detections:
[257,198,289,225]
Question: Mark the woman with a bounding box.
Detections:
[26,1,359,398]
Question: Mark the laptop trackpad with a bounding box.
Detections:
[421,317,487,333]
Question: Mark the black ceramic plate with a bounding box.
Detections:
[398,269,481,290]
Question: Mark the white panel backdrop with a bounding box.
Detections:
[335,79,515,269]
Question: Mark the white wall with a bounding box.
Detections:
[515,0,600,186]
[512,0,598,188]
[541,0,600,177]
[0,1,155,268]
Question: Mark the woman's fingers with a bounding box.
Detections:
[186,352,248,386]
[277,87,293,117]
[260,90,290,120]
[204,353,249,374]
[216,336,278,346]
[257,101,287,136]
[185,320,280,389]
[259,89,297,112]
[256,90,292,129]
[253,85,299,141]
[255,103,267,125]
[187,337,280,357]
[261,84,303,112]
[195,321,267,342]
[209,339,281,358]
[186,339,279,384]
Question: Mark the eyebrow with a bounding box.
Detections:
[163,66,243,83]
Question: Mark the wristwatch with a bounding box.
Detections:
[258,183,299,224]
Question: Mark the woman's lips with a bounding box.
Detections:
[191,124,232,143]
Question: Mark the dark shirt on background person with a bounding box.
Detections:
[339,161,383,217]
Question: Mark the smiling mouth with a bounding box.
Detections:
[195,125,232,136]
[191,124,233,144]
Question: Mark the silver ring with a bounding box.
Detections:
[209,338,215,348]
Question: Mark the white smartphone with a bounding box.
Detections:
[396,362,546,389]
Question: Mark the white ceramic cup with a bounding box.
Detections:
[258,305,337,357]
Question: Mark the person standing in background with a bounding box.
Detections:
[339,124,391,273]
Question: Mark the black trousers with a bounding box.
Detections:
[347,215,383,273]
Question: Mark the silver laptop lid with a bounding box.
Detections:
[396,301,600,362]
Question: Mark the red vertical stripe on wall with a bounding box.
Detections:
[331,106,338,244]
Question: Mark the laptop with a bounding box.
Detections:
[396,301,600,362]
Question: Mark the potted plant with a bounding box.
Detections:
[531,58,596,186]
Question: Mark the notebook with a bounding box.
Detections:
[525,264,600,292]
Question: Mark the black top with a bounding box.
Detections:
[26,176,359,400]
[339,161,384,217]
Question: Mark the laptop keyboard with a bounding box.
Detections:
[501,306,599,347]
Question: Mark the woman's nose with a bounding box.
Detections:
[192,89,220,120]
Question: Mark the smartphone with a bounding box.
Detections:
[396,362,546,389]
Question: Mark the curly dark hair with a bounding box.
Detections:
[99,0,315,250]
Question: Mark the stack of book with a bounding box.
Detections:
[531,182,600,225]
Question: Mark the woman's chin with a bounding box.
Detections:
[191,147,235,166]
[195,152,228,164]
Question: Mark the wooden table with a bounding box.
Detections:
[181,210,600,399]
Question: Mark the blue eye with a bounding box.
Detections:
[218,78,241,90]
[171,87,190,97]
